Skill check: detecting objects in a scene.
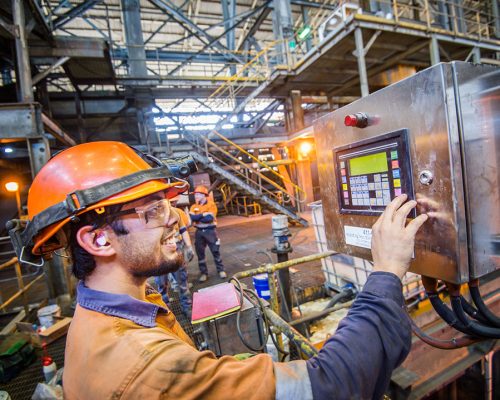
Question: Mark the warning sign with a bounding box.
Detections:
[344,226,372,249]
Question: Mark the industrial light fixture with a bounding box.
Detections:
[299,141,313,157]
[5,181,19,192]
[5,181,22,217]
[4,147,13,153]
[297,25,312,41]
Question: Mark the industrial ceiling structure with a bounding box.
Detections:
[1,0,498,148]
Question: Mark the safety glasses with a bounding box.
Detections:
[103,198,172,229]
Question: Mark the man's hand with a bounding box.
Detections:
[371,194,428,279]
[185,246,195,262]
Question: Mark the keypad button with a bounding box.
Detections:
[391,160,399,169]
[391,150,398,160]
[382,182,389,189]
[392,169,400,178]
[394,188,402,196]
[342,184,348,191]
[393,179,401,188]
[343,191,349,198]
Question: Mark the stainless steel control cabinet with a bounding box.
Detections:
[315,62,499,284]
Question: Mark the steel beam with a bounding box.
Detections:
[12,0,34,102]
[354,27,369,97]
[301,6,312,52]
[429,36,440,65]
[32,57,70,85]
[25,0,52,38]
[148,0,244,64]
[272,0,294,64]
[41,113,77,146]
[290,0,336,9]
[493,0,500,39]
[330,40,429,96]
[236,7,271,52]
[290,90,304,131]
[53,0,104,30]
[0,103,43,140]
[0,14,15,37]
[121,0,148,77]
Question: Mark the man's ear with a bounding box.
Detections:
[76,226,116,257]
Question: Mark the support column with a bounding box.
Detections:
[471,47,481,64]
[354,28,369,97]
[493,0,500,39]
[272,0,293,65]
[27,137,50,178]
[12,0,33,102]
[301,6,312,52]
[436,0,450,30]
[290,90,304,132]
[121,0,148,77]
[430,36,441,65]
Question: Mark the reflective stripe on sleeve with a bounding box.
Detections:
[274,360,313,400]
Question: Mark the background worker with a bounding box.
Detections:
[154,200,194,319]
[189,185,226,282]
[19,141,428,399]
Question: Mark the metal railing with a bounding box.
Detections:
[0,257,45,314]
[182,129,304,208]
[233,251,337,358]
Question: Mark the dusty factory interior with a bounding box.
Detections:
[0,0,499,399]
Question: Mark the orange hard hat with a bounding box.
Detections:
[193,185,209,196]
[26,141,190,256]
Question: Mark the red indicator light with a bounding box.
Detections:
[344,112,369,128]
[345,115,357,126]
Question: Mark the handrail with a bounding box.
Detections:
[210,129,306,201]
[186,130,297,204]
[0,257,45,314]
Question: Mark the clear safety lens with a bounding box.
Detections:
[136,199,171,229]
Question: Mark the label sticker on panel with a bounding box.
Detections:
[344,226,372,249]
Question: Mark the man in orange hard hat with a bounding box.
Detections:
[154,196,194,318]
[12,141,429,399]
[189,185,226,282]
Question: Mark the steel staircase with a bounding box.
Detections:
[190,151,308,226]
[175,129,308,227]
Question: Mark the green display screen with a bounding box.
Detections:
[349,152,388,176]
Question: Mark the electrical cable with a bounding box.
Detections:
[425,292,476,335]
[460,296,490,324]
[406,307,481,349]
[469,280,500,328]
[450,295,500,339]
[229,277,268,352]
[243,287,290,360]
[323,288,354,311]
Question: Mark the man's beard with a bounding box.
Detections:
[131,250,184,278]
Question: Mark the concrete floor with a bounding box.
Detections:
[185,212,326,293]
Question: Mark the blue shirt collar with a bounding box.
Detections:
[76,281,168,328]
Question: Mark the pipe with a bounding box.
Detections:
[290,300,354,326]
[263,306,318,359]
[233,251,336,280]
[409,315,480,349]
